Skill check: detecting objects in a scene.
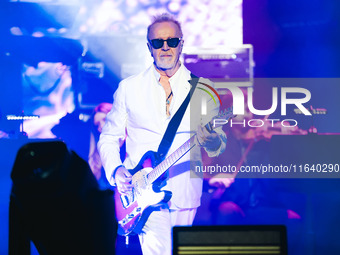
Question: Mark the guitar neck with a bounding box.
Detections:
[146,134,196,185]
[145,108,233,186]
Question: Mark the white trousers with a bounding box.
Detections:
[138,206,197,255]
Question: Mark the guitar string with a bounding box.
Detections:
[146,109,233,184]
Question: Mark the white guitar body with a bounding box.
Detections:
[114,109,234,236]
[114,166,172,235]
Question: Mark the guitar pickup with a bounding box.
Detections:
[121,192,135,209]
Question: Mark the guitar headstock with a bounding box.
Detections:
[205,107,236,132]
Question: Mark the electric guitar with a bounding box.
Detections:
[114,108,234,236]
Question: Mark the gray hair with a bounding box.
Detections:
[147,13,183,40]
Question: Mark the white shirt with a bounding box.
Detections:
[98,64,226,209]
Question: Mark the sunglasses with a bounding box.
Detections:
[149,38,182,49]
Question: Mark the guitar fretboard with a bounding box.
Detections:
[146,135,196,185]
[145,108,233,186]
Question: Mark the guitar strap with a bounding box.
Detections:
[157,73,199,161]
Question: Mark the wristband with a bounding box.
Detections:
[196,136,203,147]
[112,165,124,180]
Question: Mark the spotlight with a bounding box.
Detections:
[167,0,182,14]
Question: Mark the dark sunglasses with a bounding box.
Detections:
[149,38,182,49]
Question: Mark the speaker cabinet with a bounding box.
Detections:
[173,225,287,255]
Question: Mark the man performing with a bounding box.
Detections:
[98,13,227,255]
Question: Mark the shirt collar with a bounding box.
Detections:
[152,65,161,84]
[170,63,192,91]
[151,63,192,92]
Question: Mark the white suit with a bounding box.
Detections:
[98,63,226,254]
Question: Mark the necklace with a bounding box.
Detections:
[166,91,173,105]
